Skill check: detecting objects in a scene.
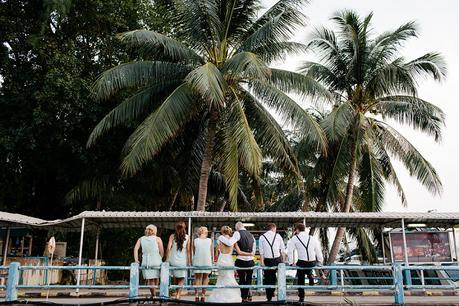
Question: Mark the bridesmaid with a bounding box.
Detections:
[166,221,191,299]
[134,224,164,297]
[192,226,213,302]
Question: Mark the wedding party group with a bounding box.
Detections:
[133,221,323,303]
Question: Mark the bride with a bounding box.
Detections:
[208,226,250,303]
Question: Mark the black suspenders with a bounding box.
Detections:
[295,234,311,261]
[262,233,279,258]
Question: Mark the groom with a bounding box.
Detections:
[219,222,256,302]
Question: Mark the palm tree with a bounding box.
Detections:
[87,0,329,211]
[300,10,446,263]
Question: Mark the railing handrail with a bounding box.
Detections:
[3,262,459,305]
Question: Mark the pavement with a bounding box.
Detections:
[7,295,459,305]
[1,290,459,305]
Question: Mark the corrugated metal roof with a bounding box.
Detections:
[0,211,48,228]
[1,210,459,231]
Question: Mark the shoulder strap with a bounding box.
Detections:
[262,233,276,258]
[295,234,311,261]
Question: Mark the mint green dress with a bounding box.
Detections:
[192,238,212,273]
[169,235,189,278]
[140,236,162,279]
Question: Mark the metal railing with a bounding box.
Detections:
[2,262,459,305]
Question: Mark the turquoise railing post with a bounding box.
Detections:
[128,262,139,299]
[330,267,337,286]
[6,262,20,302]
[404,268,412,286]
[393,263,405,305]
[256,264,262,292]
[160,262,170,298]
[277,263,286,301]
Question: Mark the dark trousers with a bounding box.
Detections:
[263,257,282,300]
[235,259,254,300]
[296,260,316,299]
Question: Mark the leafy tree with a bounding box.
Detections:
[0,0,172,217]
[89,0,330,211]
[300,10,446,263]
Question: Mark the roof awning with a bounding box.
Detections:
[1,211,459,231]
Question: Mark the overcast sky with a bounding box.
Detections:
[264,0,459,213]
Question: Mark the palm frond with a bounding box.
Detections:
[252,41,308,63]
[92,61,190,100]
[348,227,378,263]
[365,57,418,97]
[242,0,306,45]
[121,84,197,175]
[373,134,407,206]
[185,63,228,109]
[249,80,327,152]
[321,101,354,141]
[173,0,222,53]
[231,101,263,178]
[378,95,445,142]
[374,121,442,195]
[65,176,112,204]
[269,68,333,103]
[358,129,385,212]
[87,81,179,147]
[220,121,240,211]
[118,30,203,63]
[223,51,270,79]
[368,21,418,66]
[241,88,300,177]
[404,52,447,81]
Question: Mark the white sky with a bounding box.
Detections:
[264,0,459,212]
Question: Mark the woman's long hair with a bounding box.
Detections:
[174,221,187,251]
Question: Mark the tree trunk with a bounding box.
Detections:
[219,199,227,212]
[327,132,358,264]
[196,111,218,212]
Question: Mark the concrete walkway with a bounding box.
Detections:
[15,295,459,305]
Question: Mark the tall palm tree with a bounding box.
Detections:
[300,10,446,263]
[87,0,329,211]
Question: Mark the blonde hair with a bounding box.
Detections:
[220,226,232,236]
[198,226,208,236]
[145,224,157,236]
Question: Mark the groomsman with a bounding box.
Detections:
[287,223,323,303]
[259,223,286,302]
[219,222,256,302]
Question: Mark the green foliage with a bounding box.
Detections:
[0,0,174,216]
[89,0,327,210]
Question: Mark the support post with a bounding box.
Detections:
[2,227,10,266]
[393,263,405,305]
[187,217,192,286]
[94,227,100,262]
[256,265,262,292]
[330,268,337,286]
[76,218,85,294]
[128,262,139,299]
[93,227,100,286]
[381,229,386,265]
[401,219,409,265]
[277,263,286,301]
[452,226,458,265]
[401,219,411,285]
[160,262,170,298]
[6,262,19,302]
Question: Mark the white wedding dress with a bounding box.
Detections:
[208,249,242,303]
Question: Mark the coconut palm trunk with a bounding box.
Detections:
[197,111,218,211]
[327,133,358,264]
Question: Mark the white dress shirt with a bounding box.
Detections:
[287,231,323,265]
[259,230,286,259]
[218,229,256,261]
